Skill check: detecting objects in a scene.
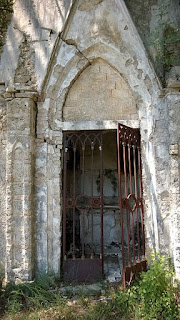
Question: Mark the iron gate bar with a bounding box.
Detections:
[138,147,145,258]
[133,145,140,261]
[73,147,76,259]
[100,145,104,273]
[63,147,67,260]
[81,143,85,260]
[117,123,146,290]
[117,128,125,277]
[62,130,104,282]
[91,142,94,259]
[123,142,131,266]
[128,144,135,264]
[81,208,85,259]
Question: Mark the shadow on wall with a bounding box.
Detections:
[143,145,172,260]
[1,0,69,88]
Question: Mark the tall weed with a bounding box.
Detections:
[3,275,57,314]
[1,255,179,320]
[128,254,179,319]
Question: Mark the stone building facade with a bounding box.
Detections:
[0,0,179,282]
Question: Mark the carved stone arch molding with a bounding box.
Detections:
[62,58,138,121]
[46,41,161,131]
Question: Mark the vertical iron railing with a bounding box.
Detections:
[63,147,67,261]
[117,123,146,290]
[100,144,104,273]
[62,131,104,282]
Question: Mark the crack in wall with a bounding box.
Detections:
[61,36,92,64]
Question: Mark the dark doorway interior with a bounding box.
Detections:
[62,127,146,284]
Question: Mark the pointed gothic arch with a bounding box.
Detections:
[33,0,176,282]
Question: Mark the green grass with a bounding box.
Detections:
[0,255,179,320]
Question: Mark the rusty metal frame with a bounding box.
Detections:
[62,126,146,285]
[117,123,146,289]
[62,130,103,282]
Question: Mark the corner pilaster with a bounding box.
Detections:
[5,92,37,281]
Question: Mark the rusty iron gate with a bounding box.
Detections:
[62,125,146,285]
[62,131,104,282]
[117,123,146,289]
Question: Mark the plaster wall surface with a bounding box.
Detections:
[63,59,137,121]
[0,0,73,90]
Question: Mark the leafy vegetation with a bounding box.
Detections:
[0,0,13,50]
[128,254,179,319]
[0,254,179,320]
[149,2,180,84]
[1,275,58,314]
[150,25,180,75]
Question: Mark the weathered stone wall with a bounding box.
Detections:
[1,0,179,88]
[0,0,73,279]
[141,89,180,280]
[167,93,180,279]
[4,94,37,280]
[14,35,37,90]
[36,0,160,277]
[35,138,62,275]
[1,0,179,89]
[0,0,74,90]
[0,0,179,281]
[0,97,7,278]
[33,0,180,279]
[63,59,137,121]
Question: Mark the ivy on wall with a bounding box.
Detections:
[125,0,180,86]
[0,0,13,52]
[149,1,180,84]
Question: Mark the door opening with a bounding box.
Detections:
[62,125,146,284]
